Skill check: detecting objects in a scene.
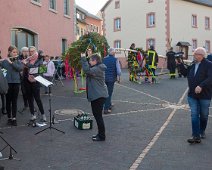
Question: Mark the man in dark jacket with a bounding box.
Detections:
[187,47,212,144]
[103,48,121,114]
[166,47,176,79]
[207,53,212,62]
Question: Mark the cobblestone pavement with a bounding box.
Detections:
[0,70,211,170]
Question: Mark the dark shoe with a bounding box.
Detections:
[12,119,17,126]
[92,135,105,141]
[104,109,112,114]
[200,132,206,139]
[7,119,12,126]
[187,137,201,144]
[92,134,98,138]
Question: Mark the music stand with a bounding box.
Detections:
[0,132,20,161]
[33,76,65,135]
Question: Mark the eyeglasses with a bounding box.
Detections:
[29,50,35,52]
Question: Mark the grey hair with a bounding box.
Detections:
[108,48,116,55]
[21,47,29,52]
[29,46,37,51]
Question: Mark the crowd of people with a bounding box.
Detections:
[0,46,66,126]
[0,44,212,144]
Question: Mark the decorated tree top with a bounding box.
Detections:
[64,32,110,70]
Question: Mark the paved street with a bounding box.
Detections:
[0,70,211,170]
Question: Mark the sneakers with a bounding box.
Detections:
[92,134,105,141]
[7,118,17,126]
[200,132,206,139]
[103,109,112,114]
[7,119,12,126]
[30,114,37,120]
[40,114,47,122]
[12,118,17,126]
[187,136,201,144]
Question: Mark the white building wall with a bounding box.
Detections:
[104,0,167,56]
[170,0,212,57]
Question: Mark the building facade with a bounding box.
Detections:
[0,0,75,58]
[76,5,102,40]
[101,0,212,67]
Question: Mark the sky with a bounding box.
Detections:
[75,0,108,15]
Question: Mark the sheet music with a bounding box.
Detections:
[29,67,38,74]
[34,75,53,87]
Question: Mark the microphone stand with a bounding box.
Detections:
[0,132,21,161]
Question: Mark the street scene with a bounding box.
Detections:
[0,0,212,170]
[0,71,211,170]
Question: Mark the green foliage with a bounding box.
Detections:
[64,32,109,70]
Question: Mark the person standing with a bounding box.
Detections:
[166,47,176,79]
[19,47,29,111]
[81,53,108,141]
[147,45,158,83]
[0,46,23,126]
[43,55,55,94]
[187,47,212,144]
[103,48,121,114]
[22,46,46,122]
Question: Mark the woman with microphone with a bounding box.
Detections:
[0,46,23,126]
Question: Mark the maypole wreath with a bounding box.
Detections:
[64,32,109,93]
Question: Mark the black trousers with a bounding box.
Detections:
[1,94,6,111]
[6,83,20,119]
[91,97,106,138]
[24,80,44,115]
[20,78,28,107]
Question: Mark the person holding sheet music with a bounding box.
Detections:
[0,46,23,126]
[22,46,47,122]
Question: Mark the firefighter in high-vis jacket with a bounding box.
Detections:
[147,45,158,83]
[166,47,176,79]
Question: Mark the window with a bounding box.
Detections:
[115,1,120,9]
[11,28,36,50]
[32,0,40,2]
[146,38,155,49]
[192,15,197,27]
[49,0,56,10]
[62,39,67,54]
[114,18,121,31]
[205,41,210,53]
[96,26,99,33]
[192,39,197,50]
[64,0,70,15]
[205,17,210,30]
[31,0,41,6]
[77,13,80,19]
[147,13,155,27]
[114,40,121,48]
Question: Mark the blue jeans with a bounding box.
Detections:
[187,97,211,137]
[104,82,115,110]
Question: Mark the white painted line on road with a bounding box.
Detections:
[129,88,188,170]
[103,107,170,117]
[117,84,170,104]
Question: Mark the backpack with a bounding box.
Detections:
[0,68,8,94]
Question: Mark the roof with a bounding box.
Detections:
[76,5,102,20]
[101,0,112,11]
[184,0,212,7]
[176,41,191,46]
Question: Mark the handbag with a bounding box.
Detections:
[0,68,8,94]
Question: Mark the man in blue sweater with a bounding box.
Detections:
[103,48,121,114]
[187,47,212,144]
